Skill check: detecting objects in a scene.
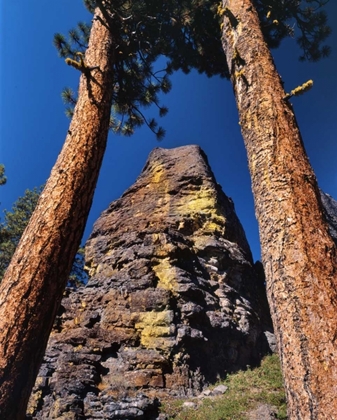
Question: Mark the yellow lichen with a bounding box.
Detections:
[135,310,175,349]
[203,219,224,233]
[232,48,244,65]
[151,163,164,184]
[217,5,238,27]
[234,69,245,79]
[26,390,43,415]
[141,325,172,338]
[140,335,175,350]
[176,186,214,213]
[233,48,239,61]
[135,310,174,330]
[217,4,226,17]
[323,361,329,371]
[152,258,178,292]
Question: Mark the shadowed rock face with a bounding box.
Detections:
[320,190,337,245]
[28,145,273,419]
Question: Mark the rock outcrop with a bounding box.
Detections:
[28,145,273,419]
[320,190,337,245]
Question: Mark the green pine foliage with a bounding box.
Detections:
[55,0,331,139]
[61,87,77,119]
[0,187,87,285]
[0,164,6,186]
[255,0,331,61]
[54,0,227,140]
[0,187,43,280]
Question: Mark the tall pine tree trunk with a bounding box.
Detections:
[220,0,337,418]
[0,8,115,419]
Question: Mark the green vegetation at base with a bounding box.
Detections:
[161,354,287,419]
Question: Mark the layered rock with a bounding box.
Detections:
[28,145,273,419]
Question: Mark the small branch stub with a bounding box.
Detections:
[284,80,314,100]
[65,52,99,74]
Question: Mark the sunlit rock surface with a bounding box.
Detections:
[28,145,273,419]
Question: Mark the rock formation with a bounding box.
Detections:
[28,145,273,419]
[320,190,337,245]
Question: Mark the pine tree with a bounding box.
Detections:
[0,6,119,418]
[0,2,226,417]
[217,0,337,417]
[55,0,227,136]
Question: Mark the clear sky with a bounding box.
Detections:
[1,1,336,261]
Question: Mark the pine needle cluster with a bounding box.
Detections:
[255,0,331,61]
[53,0,227,140]
[0,164,6,187]
[54,0,331,139]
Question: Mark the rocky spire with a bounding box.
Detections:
[28,145,273,419]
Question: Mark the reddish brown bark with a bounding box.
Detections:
[220,0,337,418]
[0,8,115,419]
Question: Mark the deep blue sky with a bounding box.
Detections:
[1,1,336,261]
